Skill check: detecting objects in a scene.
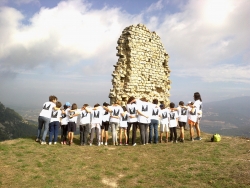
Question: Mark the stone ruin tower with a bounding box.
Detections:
[109,24,171,106]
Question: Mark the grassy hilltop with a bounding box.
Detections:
[0,132,249,188]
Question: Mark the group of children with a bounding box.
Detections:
[36,92,203,146]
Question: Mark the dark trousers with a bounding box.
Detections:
[80,124,90,145]
[127,122,138,145]
[61,124,68,142]
[170,127,177,141]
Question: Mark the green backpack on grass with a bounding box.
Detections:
[211,134,221,142]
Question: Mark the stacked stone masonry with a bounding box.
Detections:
[109,23,171,106]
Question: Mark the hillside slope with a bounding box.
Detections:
[0,102,37,141]
[0,133,249,188]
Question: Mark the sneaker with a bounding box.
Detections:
[61,142,63,145]
[160,140,163,143]
[35,138,40,142]
[41,141,46,145]
[125,143,128,146]
[63,141,66,145]
[89,143,92,146]
[194,137,202,141]
[190,138,194,141]
[97,143,100,146]
[119,142,123,146]
[54,142,57,145]
[105,142,107,146]
[133,143,137,146]
[48,142,52,145]
[100,142,103,145]
[175,140,178,143]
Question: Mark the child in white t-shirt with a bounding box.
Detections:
[36,95,59,145]
[159,104,170,143]
[79,104,91,146]
[90,104,106,146]
[48,101,62,145]
[109,101,124,146]
[169,102,179,143]
[119,106,128,145]
[60,102,70,145]
[177,101,188,142]
[126,96,138,146]
[68,103,80,146]
[101,102,110,146]
[188,101,196,141]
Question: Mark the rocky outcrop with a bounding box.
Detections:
[109,24,171,106]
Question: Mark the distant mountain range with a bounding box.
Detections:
[0,96,249,141]
[201,96,250,138]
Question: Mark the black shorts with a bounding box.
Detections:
[101,121,109,131]
[178,121,186,128]
[67,122,76,132]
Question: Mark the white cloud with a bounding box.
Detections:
[0,0,250,108]
[146,0,164,12]
[147,0,250,83]
[0,0,143,75]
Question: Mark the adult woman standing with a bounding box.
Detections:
[193,92,203,140]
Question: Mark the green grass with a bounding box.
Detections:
[0,132,250,188]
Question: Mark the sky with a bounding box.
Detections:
[0,0,250,108]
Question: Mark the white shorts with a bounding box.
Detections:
[160,124,169,132]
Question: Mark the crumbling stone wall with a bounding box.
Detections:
[109,24,171,106]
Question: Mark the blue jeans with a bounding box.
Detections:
[149,119,159,143]
[37,116,50,141]
[49,121,60,142]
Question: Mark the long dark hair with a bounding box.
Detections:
[194,92,202,101]
[127,96,135,104]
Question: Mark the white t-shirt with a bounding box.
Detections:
[169,111,178,128]
[177,106,188,122]
[119,112,128,128]
[194,100,202,118]
[136,99,152,124]
[50,109,61,123]
[126,103,138,123]
[91,107,105,124]
[68,109,80,123]
[188,107,198,123]
[160,108,170,125]
[61,110,68,125]
[39,102,55,118]
[102,107,110,122]
[151,104,160,120]
[80,109,91,124]
[109,105,124,123]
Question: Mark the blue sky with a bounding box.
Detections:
[0,0,250,108]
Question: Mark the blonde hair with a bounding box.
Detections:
[115,100,121,105]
